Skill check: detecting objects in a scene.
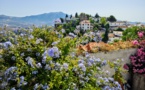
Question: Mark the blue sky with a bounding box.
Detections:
[0,0,145,22]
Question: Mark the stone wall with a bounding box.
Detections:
[90,48,137,80]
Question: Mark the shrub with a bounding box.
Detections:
[0,27,124,90]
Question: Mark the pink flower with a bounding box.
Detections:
[138,69,143,74]
[123,64,129,70]
[138,31,144,38]
[132,40,139,45]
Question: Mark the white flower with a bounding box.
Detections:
[42,56,47,64]
[10,87,16,90]
[20,33,24,37]
[11,56,16,61]
[34,83,39,90]
[0,55,2,58]
[27,48,32,52]
[69,32,76,38]
[95,58,101,62]
[28,34,34,39]
[45,64,51,70]
[36,38,43,44]
[36,63,42,68]
[36,52,40,57]
[61,29,65,33]
[108,77,114,82]
[32,71,38,74]
[25,57,35,68]
[63,63,69,70]
[21,53,25,56]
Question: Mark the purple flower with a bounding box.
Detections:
[78,63,86,72]
[48,47,60,58]
[48,48,54,57]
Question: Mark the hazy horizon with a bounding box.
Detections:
[0,0,145,22]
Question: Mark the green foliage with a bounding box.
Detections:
[113,39,119,42]
[102,23,109,43]
[0,27,125,90]
[32,27,58,46]
[100,17,107,25]
[95,13,100,18]
[122,26,145,41]
[65,14,68,18]
[75,12,78,18]
[70,14,72,19]
[115,28,123,31]
[107,15,117,22]
[60,18,64,23]
[100,17,107,28]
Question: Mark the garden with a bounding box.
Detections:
[0,26,145,90]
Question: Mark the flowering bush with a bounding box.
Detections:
[0,27,125,90]
[124,30,145,75]
[128,40,145,74]
[122,26,145,41]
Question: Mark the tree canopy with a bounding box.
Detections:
[65,14,68,18]
[75,12,78,18]
[70,15,72,19]
[107,15,117,22]
[95,13,100,18]
[60,18,64,23]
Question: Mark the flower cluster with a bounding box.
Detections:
[130,46,145,74]
[125,31,145,75]
[43,46,60,59]
[138,31,144,38]
[0,41,13,49]
[0,27,124,90]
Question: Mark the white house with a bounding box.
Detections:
[109,21,127,27]
[109,21,128,30]
[113,31,123,37]
[76,20,93,31]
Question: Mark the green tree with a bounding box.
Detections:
[107,15,117,22]
[60,18,64,23]
[95,13,99,18]
[102,23,109,43]
[100,17,107,28]
[65,14,68,18]
[100,17,107,25]
[122,26,139,41]
[70,14,72,19]
[115,28,123,31]
[75,12,78,18]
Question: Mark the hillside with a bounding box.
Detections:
[0,12,66,27]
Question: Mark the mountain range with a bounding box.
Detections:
[0,12,66,28]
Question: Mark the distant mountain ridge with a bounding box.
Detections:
[0,12,66,27]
